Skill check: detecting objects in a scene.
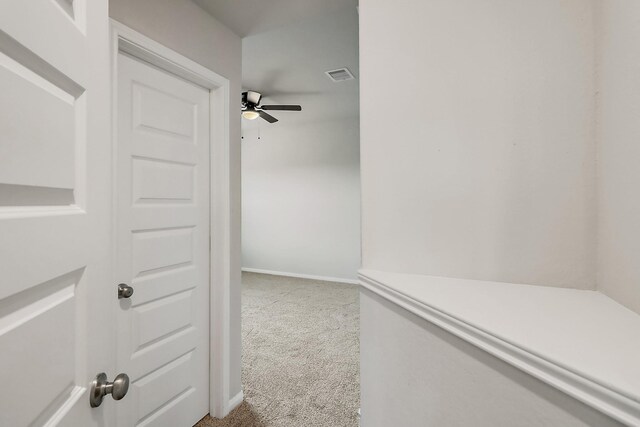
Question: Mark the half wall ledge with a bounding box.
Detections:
[359,269,640,426]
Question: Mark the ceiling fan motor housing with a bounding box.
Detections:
[244,90,262,105]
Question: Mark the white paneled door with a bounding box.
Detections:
[0,1,114,426]
[116,53,211,427]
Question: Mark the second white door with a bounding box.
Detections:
[116,53,211,427]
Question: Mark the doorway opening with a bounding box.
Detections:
[196,1,361,426]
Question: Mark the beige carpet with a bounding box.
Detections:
[196,272,360,427]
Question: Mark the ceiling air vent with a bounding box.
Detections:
[325,68,355,82]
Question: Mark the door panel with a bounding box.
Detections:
[0,60,75,190]
[132,158,195,203]
[0,1,113,426]
[116,53,210,427]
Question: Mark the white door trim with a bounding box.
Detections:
[110,20,239,419]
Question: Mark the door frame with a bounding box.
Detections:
[110,20,238,419]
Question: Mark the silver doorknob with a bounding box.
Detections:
[90,372,130,408]
[118,283,134,299]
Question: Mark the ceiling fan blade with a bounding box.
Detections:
[258,110,278,123]
[260,105,302,111]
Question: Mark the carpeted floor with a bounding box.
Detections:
[196,272,360,427]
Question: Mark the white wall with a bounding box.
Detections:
[360,290,623,427]
[357,0,628,425]
[242,119,361,281]
[360,0,597,289]
[597,0,640,315]
[109,0,244,402]
[240,7,361,283]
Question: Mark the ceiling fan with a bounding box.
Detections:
[241,91,302,123]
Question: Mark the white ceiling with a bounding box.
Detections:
[195,0,360,128]
[194,0,358,38]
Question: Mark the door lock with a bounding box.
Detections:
[118,283,134,299]
[90,372,130,408]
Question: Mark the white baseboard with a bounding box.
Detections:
[226,390,244,413]
[242,267,359,285]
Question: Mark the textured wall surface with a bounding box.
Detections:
[242,119,361,281]
[360,0,597,289]
[597,0,640,314]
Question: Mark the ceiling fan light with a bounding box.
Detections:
[242,110,260,120]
